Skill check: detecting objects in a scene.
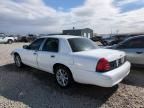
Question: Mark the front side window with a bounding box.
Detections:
[68,38,97,52]
[29,38,45,50]
[42,38,59,52]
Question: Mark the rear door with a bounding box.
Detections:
[37,38,59,73]
[117,37,144,65]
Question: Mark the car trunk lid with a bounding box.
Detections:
[73,48,125,62]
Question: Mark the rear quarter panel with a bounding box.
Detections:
[72,54,98,72]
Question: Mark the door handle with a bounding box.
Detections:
[51,55,55,58]
[136,52,143,54]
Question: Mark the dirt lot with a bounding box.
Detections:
[0,43,144,108]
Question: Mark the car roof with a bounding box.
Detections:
[128,35,144,39]
[119,35,144,44]
[40,35,84,39]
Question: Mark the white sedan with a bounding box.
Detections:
[11,35,131,88]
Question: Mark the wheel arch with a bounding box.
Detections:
[13,51,23,67]
[8,39,13,42]
[53,63,73,78]
[13,52,20,56]
[13,52,22,60]
[8,39,13,40]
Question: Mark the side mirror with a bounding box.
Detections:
[23,45,30,49]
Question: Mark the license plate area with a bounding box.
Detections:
[110,57,126,70]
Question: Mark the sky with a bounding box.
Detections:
[0,0,144,34]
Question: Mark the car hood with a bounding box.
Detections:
[72,48,125,61]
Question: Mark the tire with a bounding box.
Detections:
[55,66,73,88]
[7,39,13,44]
[14,54,23,68]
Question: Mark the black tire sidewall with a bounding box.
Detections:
[14,54,22,68]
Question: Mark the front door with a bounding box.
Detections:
[21,38,45,68]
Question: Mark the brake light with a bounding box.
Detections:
[96,58,110,72]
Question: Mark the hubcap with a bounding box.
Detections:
[15,56,21,67]
[56,69,69,86]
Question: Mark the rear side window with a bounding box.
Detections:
[42,38,59,52]
[29,38,45,50]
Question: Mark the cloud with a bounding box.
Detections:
[115,0,139,6]
[0,0,144,34]
[0,0,62,34]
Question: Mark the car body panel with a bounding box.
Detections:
[37,51,73,73]
[13,48,38,68]
[119,48,144,65]
[71,61,130,87]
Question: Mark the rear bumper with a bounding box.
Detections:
[72,61,131,87]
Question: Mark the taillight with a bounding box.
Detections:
[96,58,110,72]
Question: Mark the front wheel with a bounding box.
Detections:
[14,54,23,68]
[55,66,73,88]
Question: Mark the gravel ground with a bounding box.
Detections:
[0,43,144,108]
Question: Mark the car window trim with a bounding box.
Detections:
[39,38,47,51]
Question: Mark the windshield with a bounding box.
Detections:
[68,38,97,52]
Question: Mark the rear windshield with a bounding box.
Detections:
[68,38,97,52]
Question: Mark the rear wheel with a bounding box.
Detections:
[14,54,23,68]
[8,39,13,44]
[55,66,73,88]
